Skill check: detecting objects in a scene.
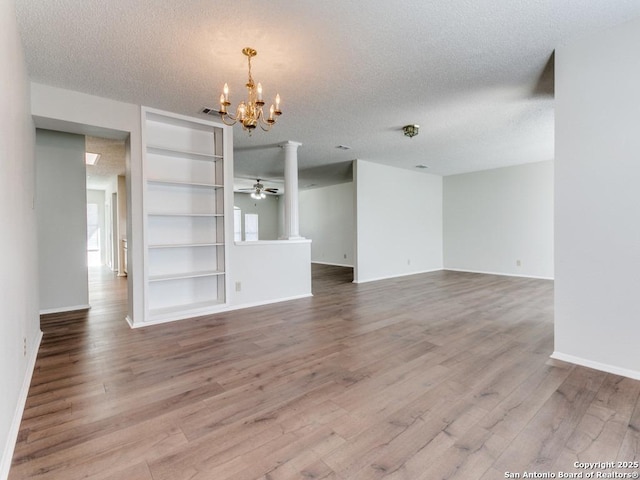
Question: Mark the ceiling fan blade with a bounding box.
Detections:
[265,188,279,193]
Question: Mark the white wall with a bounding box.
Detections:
[233,192,280,240]
[117,175,127,275]
[87,189,106,266]
[554,17,640,380]
[0,3,41,478]
[354,160,443,283]
[101,175,127,274]
[443,161,554,279]
[30,83,143,325]
[36,130,90,313]
[102,177,118,271]
[226,149,312,311]
[299,182,355,267]
[229,240,312,307]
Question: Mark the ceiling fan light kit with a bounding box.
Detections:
[219,47,282,133]
[403,124,419,138]
[240,179,279,200]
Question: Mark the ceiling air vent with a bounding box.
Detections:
[200,107,220,116]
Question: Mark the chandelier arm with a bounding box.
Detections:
[257,111,274,131]
[219,114,237,127]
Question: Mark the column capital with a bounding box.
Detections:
[279,140,302,149]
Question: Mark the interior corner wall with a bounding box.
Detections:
[0,2,41,478]
[443,161,554,279]
[354,160,442,283]
[299,182,355,267]
[36,129,89,313]
[554,16,640,380]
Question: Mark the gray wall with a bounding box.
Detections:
[299,182,355,267]
[36,129,89,312]
[233,192,280,240]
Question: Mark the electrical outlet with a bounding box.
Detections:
[407,259,411,265]
[23,337,27,357]
[235,281,242,292]
[343,254,347,259]
[516,260,522,267]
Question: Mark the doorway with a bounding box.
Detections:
[85,135,128,312]
[35,128,130,320]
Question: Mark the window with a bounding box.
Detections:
[87,203,100,251]
[234,207,242,242]
[244,213,259,241]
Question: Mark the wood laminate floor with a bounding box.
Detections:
[10,265,640,479]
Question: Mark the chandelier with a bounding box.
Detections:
[219,47,282,132]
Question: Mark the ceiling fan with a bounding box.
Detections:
[239,179,279,199]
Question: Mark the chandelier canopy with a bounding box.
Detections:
[403,124,419,138]
[219,47,282,132]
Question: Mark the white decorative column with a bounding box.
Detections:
[280,140,304,240]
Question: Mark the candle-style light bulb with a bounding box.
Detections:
[268,104,275,121]
[274,94,282,116]
[257,83,263,101]
[219,94,227,113]
[223,83,229,102]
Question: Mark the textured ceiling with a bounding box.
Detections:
[85,136,125,190]
[15,0,640,186]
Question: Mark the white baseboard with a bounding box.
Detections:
[222,293,314,313]
[1,330,43,480]
[550,351,640,381]
[127,293,314,329]
[444,268,554,281]
[353,268,443,284]
[39,304,91,315]
[312,261,354,268]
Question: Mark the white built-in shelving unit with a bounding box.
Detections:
[142,107,229,323]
